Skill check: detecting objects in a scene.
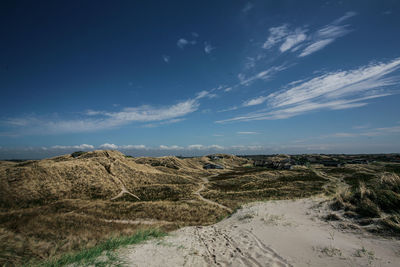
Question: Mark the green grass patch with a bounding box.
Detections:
[384,164,400,175]
[39,229,166,267]
[332,165,400,234]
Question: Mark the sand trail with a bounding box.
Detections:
[194,176,233,213]
[118,198,400,266]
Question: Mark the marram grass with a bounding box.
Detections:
[37,229,166,267]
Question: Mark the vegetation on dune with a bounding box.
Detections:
[39,229,166,267]
[1,151,400,265]
[331,164,400,234]
[70,151,87,158]
[0,152,244,266]
[204,168,327,209]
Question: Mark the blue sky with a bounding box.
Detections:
[1,0,400,158]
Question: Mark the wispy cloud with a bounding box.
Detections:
[121,144,146,149]
[237,131,258,135]
[299,11,356,57]
[142,118,185,128]
[177,38,196,49]
[177,33,198,49]
[243,96,268,107]
[218,57,400,123]
[263,24,289,49]
[262,12,356,57]
[352,124,371,129]
[330,125,400,138]
[162,55,170,63]
[195,90,217,99]
[45,143,149,151]
[299,39,334,57]
[2,99,200,135]
[99,143,119,149]
[98,144,147,150]
[88,99,199,123]
[263,24,308,52]
[187,144,204,150]
[238,65,287,86]
[51,144,94,150]
[242,2,254,13]
[159,145,184,150]
[204,42,215,54]
[279,29,307,52]
[217,106,239,113]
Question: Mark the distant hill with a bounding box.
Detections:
[0,150,250,208]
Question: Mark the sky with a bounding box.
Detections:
[1,0,400,159]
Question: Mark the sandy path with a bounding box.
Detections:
[118,198,400,267]
[194,176,233,213]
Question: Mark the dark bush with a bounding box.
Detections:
[71,151,86,158]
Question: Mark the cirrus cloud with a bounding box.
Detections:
[218,57,400,123]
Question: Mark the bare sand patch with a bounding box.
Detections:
[119,198,400,266]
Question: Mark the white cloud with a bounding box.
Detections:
[244,57,256,69]
[188,144,204,150]
[237,131,258,135]
[268,58,400,108]
[90,99,199,123]
[195,90,217,99]
[159,144,227,151]
[3,99,199,135]
[208,144,224,149]
[333,11,357,24]
[242,2,254,13]
[218,106,239,112]
[218,57,400,123]
[159,145,184,150]
[279,30,307,52]
[177,38,189,49]
[99,143,119,149]
[263,24,307,52]
[239,65,286,86]
[51,144,94,150]
[320,125,400,139]
[142,118,185,128]
[298,11,356,57]
[177,38,196,49]
[230,145,264,151]
[262,24,289,49]
[361,126,400,136]
[162,55,170,63]
[352,124,371,129]
[191,32,199,38]
[5,118,31,126]
[243,96,268,106]
[238,73,246,82]
[299,39,334,57]
[120,144,147,149]
[204,42,215,54]
[262,12,356,57]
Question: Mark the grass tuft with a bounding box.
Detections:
[39,229,166,267]
[330,164,400,234]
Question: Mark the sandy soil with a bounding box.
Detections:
[118,198,400,266]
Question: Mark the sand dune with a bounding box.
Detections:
[119,198,400,267]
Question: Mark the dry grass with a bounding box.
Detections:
[2,151,397,265]
[0,151,246,266]
[202,168,327,209]
[330,163,400,234]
